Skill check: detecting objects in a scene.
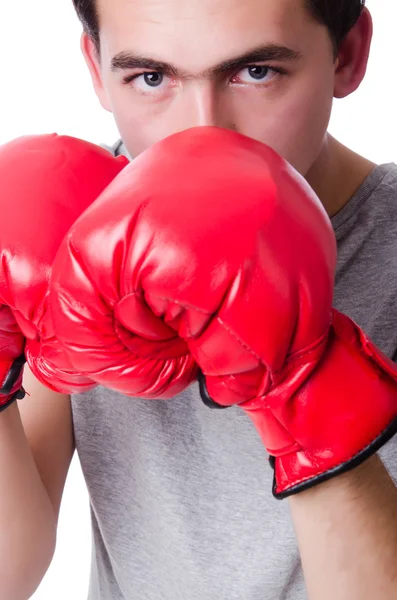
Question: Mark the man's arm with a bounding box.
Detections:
[0,366,74,600]
[289,455,397,600]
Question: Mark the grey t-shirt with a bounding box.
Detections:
[71,145,397,600]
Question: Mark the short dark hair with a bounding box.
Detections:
[307,0,366,52]
[72,0,366,54]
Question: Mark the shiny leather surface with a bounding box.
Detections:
[0,134,127,398]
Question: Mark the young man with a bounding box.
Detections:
[1,0,397,599]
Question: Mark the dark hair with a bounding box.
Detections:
[307,0,366,53]
[72,0,366,54]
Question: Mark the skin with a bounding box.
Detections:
[79,1,397,597]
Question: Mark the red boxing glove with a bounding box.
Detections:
[48,153,199,398]
[0,133,128,409]
[49,127,397,497]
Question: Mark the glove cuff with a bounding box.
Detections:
[272,415,397,498]
[269,311,397,497]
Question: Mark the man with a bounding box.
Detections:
[1,0,397,599]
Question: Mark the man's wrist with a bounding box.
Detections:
[288,454,389,510]
[288,453,397,599]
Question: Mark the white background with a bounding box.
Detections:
[0,0,395,598]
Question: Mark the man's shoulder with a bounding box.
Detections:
[334,161,397,359]
[362,162,397,228]
[372,162,397,193]
[334,162,397,236]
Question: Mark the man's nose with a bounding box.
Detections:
[176,83,233,130]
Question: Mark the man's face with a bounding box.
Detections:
[91,0,337,174]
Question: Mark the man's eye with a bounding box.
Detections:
[126,71,168,91]
[233,65,280,85]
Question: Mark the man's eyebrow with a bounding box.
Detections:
[111,44,302,79]
[111,53,179,77]
[212,45,302,75]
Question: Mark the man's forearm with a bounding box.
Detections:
[289,454,397,600]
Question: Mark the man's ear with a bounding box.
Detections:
[81,33,112,112]
[333,7,373,99]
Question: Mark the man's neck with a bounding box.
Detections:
[305,134,376,218]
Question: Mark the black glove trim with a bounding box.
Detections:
[0,387,25,414]
[198,371,229,410]
[0,354,26,395]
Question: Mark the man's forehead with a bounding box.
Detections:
[97,0,308,48]
[98,0,300,18]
